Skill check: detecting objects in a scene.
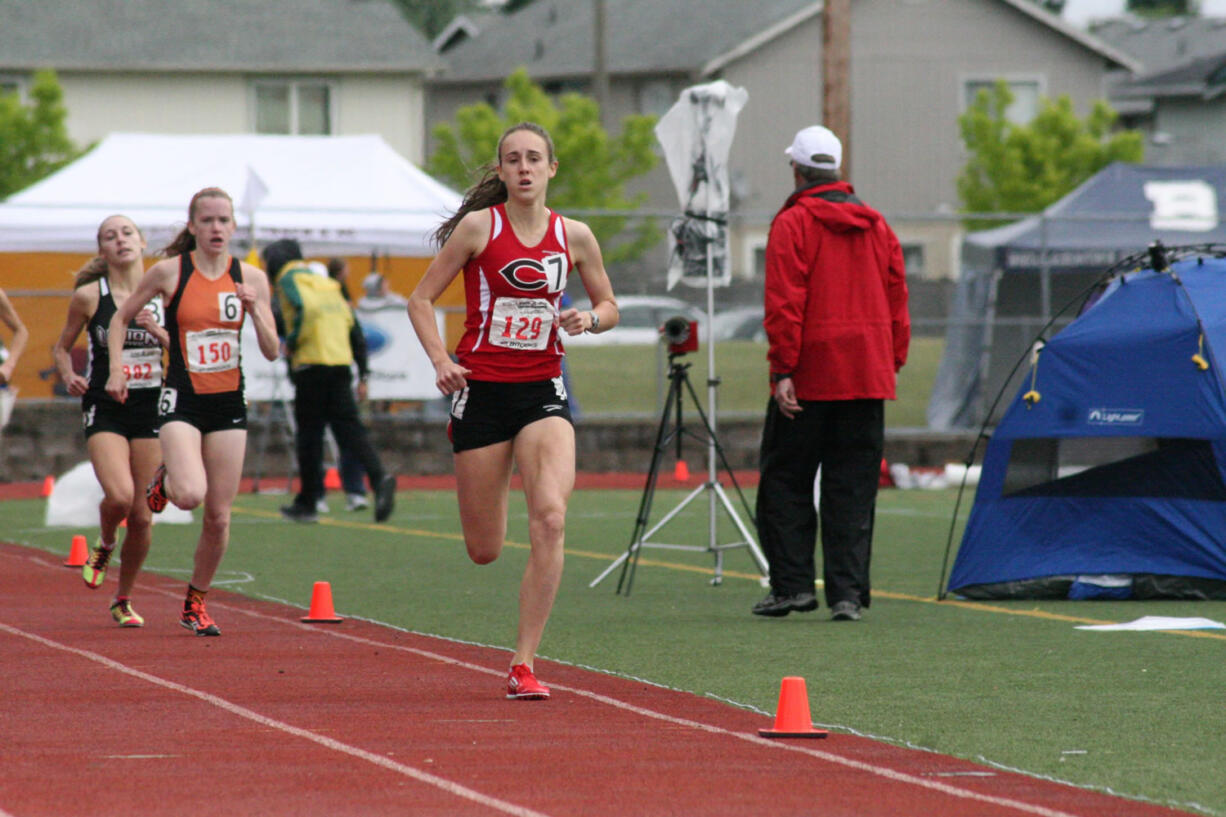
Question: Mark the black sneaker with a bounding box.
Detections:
[374,475,396,523]
[751,591,818,618]
[280,503,319,524]
[830,600,863,621]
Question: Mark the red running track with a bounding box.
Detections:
[0,542,1193,817]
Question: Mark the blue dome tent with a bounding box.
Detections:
[942,249,1226,601]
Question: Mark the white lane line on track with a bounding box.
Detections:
[0,622,552,817]
[187,598,1084,817]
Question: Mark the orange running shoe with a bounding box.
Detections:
[146,465,168,513]
[180,595,221,636]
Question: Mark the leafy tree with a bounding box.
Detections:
[957,80,1144,229]
[0,70,82,199]
[429,68,660,264]
[1128,0,1189,17]
[387,0,481,39]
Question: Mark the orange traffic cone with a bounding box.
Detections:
[324,467,342,491]
[301,581,343,623]
[673,460,690,482]
[41,475,55,497]
[759,676,829,739]
[63,534,88,567]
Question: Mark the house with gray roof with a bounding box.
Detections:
[0,0,443,164]
[427,0,1140,284]
[1093,16,1226,165]
[1090,15,1226,73]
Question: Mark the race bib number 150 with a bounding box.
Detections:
[185,328,240,373]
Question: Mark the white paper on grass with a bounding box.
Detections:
[1075,616,1225,631]
[45,461,193,527]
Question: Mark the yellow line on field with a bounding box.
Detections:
[232,505,1226,641]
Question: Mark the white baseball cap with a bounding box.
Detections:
[784,125,842,171]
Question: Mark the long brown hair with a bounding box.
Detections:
[431,122,556,248]
[73,215,144,289]
[162,187,234,257]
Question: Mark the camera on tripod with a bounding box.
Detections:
[660,315,699,356]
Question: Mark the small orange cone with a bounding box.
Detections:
[759,676,828,739]
[41,475,55,497]
[324,467,342,490]
[673,460,690,482]
[63,534,88,567]
[301,581,343,623]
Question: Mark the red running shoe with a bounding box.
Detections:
[506,663,550,700]
[146,465,168,513]
[180,596,221,636]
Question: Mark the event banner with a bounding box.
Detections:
[239,306,442,402]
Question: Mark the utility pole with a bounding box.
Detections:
[593,0,610,128]
[822,0,851,180]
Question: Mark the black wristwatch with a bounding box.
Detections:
[771,372,793,383]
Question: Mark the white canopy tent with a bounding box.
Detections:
[0,132,461,256]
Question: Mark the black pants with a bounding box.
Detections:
[756,398,883,607]
[291,366,385,508]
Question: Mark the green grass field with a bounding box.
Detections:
[6,485,1224,815]
[565,337,944,427]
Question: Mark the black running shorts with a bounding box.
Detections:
[448,376,572,453]
[156,386,247,434]
[82,390,159,440]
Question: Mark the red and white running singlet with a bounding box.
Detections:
[454,203,572,382]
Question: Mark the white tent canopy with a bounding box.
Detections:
[0,132,461,256]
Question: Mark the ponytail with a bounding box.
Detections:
[72,256,109,289]
[162,186,233,257]
[432,165,506,248]
[431,121,557,248]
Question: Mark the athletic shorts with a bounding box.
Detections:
[448,376,572,453]
[157,386,247,434]
[82,390,159,440]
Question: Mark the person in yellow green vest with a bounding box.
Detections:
[263,238,395,524]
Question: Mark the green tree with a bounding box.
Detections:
[429,68,660,264]
[1128,0,1189,17]
[0,70,82,199]
[957,80,1144,229]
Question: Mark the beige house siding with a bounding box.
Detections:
[55,72,427,165]
[60,73,250,146]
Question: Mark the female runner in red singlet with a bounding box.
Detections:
[106,188,280,637]
[408,122,619,700]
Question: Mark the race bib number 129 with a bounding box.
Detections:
[490,298,553,351]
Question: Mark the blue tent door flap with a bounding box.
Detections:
[946,255,1226,600]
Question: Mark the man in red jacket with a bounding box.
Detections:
[752,125,910,622]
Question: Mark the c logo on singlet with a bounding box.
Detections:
[495,254,567,294]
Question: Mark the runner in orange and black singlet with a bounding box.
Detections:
[160,251,248,432]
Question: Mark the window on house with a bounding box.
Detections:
[637,79,677,117]
[542,78,587,96]
[0,75,23,99]
[902,243,926,278]
[253,80,333,135]
[963,78,1041,125]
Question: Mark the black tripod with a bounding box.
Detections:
[589,355,769,595]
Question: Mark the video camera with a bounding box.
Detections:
[660,315,699,356]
